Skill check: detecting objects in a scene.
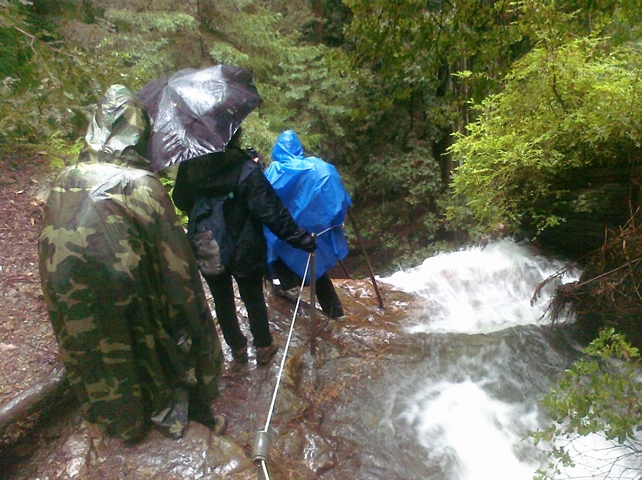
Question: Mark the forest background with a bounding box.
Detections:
[2,0,642,473]
[2,0,642,271]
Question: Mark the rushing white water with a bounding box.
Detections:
[399,379,542,480]
[381,239,578,334]
[369,239,642,480]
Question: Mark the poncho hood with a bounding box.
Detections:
[80,84,151,169]
[271,130,304,163]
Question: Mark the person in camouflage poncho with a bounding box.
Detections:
[38,85,224,441]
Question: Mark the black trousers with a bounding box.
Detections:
[203,270,273,349]
[271,258,344,319]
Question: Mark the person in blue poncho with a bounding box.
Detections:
[264,130,352,319]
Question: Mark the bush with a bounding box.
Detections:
[449,39,642,239]
[531,328,642,479]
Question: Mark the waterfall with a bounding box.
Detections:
[346,239,642,480]
[382,238,575,334]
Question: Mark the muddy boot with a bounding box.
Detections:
[273,285,300,303]
[189,405,228,435]
[256,342,278,366]
[231,345,248,363]
[210,414,228,435]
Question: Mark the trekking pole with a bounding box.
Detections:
[309,234,317,356]
[338,258,351,279]
[251,255,313,479]
[348,210,384,309]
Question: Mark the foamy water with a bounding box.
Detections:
[372,239,641,479]
[380,239,579,334]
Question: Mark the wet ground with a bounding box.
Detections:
[0,152,59,445]
[2,279,415,479]
[0,152,418,479]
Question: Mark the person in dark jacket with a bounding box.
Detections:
[172,128,316,366]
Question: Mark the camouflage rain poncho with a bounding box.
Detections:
[38,85,223,441]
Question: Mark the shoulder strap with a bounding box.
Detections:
[227,159,260,201]
[238,159,260,186]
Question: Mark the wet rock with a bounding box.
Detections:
[3,279,418,479]
[301,430,336,475]
[275,425,336,475]
[59,430,91,479]
[57,420,255,479]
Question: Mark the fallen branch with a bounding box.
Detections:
[0,362,67,432]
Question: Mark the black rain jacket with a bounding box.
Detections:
[172,147,310,277]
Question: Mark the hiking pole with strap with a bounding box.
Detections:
[338,258,351,279]
[251,253,314,478]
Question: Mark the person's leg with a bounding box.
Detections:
[316,273,344,319]
[271,257,299,291]
[235,271,273,348]
[188,387,227,435]
[204,273,247,350]
[270,258,301,303]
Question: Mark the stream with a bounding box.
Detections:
[335,239,642,479]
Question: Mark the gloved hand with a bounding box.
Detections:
[298,233,317,253]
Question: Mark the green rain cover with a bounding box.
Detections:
[38,85,222,440]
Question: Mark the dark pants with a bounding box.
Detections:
[203,270,273,349]
[271,258,344,319]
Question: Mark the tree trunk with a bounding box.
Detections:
[312,0,323,43]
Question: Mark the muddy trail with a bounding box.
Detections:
[0,152,415,479]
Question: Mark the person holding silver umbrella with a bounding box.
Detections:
[138,65,316,366]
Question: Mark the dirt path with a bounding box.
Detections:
[0,151,59,444]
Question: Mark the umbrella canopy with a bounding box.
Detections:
[138,64,262,171]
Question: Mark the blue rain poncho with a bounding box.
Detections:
[264,130,352,280]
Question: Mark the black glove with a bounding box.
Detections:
[298,233,317,253]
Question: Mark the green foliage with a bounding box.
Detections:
[202,3,358,155]
[348,138,449,270]
[0,7,32,77]
[107,10,196,33]
[0,4,100,157]
[515,0,642,49]
[531,328,642,479]
[46,134,83,169]
[96,8,201,86]
[437,188,488,243]
[344,0,525,118]
[336,0,535,262]
[449,38,642,235]
[341,0,642,263]
[0,0,202,162]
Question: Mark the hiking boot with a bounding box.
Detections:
[231,345,248,363]
[188,404,227,435]
[211,414,228,435]
[256,342,278,366]
[274,285,300,303]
